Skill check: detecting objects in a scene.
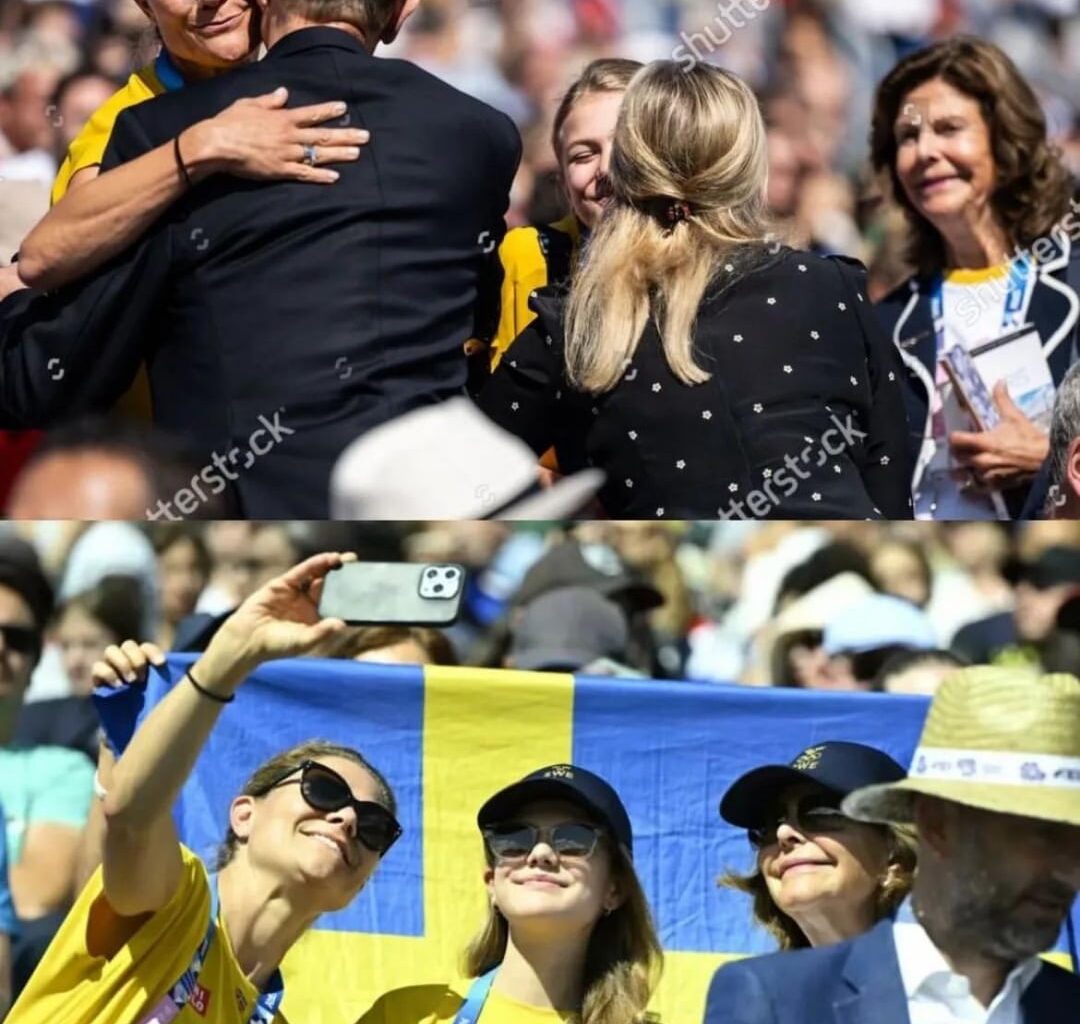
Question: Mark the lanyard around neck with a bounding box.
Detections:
[451,969,498,1024]
[139,872,286,1024]
[929,256,1035,356]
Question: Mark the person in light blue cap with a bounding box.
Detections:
[820,593,937,690]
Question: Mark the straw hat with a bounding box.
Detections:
[843,666,1080,827]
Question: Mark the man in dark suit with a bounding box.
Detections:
[0,0,521,517]
[704,666,1080,1024]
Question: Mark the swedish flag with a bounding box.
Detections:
[110,657,1077,1023]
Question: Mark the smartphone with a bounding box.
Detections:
[317,562,466,626]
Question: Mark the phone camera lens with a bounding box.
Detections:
[426,569,437,578]
[433,583,444,593]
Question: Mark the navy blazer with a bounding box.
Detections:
[0,27,521,517]
[874,231,1080,519]
[703,918,1080,1024]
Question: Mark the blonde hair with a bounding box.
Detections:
[720,823,918,950]
[463,840,662,1024]
[552,58,645,162]
[565,61,771,394]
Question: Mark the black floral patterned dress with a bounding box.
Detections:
[477,247,913,519]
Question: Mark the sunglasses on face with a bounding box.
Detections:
[483,822,605,863]
[0,623,38,657]
[748,794,851,849]
[264,760,402,857]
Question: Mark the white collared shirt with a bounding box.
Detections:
[893,901,1042,1024]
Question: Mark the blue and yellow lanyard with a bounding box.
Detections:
[139,874,285,1024]
[929,257,1034,357]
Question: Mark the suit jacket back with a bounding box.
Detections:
[0,27,521,517]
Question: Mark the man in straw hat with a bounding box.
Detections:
[703,666,1080,1024]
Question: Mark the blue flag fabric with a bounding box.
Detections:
[92,657,1079,1023]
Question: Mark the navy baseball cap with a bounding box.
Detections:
[478,763,634,857]
[719,741,906,829]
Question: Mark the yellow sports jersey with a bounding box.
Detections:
[8,845,288,1024]
[51,62,165,205]
[356,979,579,1023]
[490,214,581,370]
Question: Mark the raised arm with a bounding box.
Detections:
[100,552,352,916]
[17,89,370,292]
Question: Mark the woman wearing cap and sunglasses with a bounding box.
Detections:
[8,552,402,1024]
[717,741,917,950]
[359,764,663,1024]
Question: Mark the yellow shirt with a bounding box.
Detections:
[49,61,165,419]
[8,846,288,1024]
[356,979,580,1024]
[51,62,165,205]
[490,214,581,370]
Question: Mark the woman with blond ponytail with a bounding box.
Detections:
[479,61,913,520]
[358,764,662,1024]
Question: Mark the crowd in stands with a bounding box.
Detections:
[1,519,1079,1015]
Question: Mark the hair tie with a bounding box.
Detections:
[664,201,692,229]
[632,196,696,235]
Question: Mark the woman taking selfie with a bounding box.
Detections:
[8,551,402,1024]
[360,764,663,1023]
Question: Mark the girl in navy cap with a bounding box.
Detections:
[717,741,917,950]
[359,763,663,1024]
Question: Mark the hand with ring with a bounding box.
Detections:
[183,87,369,184]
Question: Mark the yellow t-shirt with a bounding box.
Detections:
[490,214,581,371]
[356,979,580,1024]
[8,845,288,1024]
[51,62,165,205]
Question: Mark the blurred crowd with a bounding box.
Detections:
[1,0,1078,296]
[3,518,1080,1009]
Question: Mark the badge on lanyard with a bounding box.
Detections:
[136,874,285,1024]
[930,258,1040,436]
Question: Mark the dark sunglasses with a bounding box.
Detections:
[0,623,38,656]
[747,793,851,849]
[264,760,402,857]
[483,822,604,863]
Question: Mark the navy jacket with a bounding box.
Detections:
[874,232,1080,519]
[703,918,1080,1024]
[0,27,521,517]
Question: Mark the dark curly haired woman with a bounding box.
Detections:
[871,37,1080,521]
